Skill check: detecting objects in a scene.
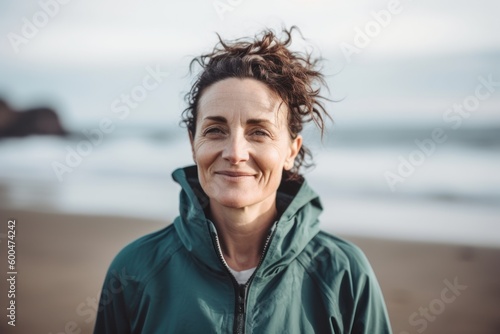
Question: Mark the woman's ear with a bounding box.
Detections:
[285,135,302,170]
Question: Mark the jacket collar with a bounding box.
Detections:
[172,165,323,277]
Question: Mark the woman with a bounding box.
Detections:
[94,27,392,334]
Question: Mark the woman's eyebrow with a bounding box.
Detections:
[202,116,275,126]
[246,118,275,127]
[203,116,227,123]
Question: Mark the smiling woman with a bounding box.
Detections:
[192,78,301,228]
[191,78,302,272]
[94,26,393,334]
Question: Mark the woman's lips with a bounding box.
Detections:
[215,171,256,181]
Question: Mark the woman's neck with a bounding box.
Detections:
[209,196,277,271]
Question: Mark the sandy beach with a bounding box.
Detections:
[0,208,499,334]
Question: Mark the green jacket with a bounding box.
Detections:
[94,165,392,333]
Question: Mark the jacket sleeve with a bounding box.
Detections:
[348,247,393,334]
[93,261,137,333]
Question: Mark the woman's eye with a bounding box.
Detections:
[204,127,224,135]
[252,130,269,137]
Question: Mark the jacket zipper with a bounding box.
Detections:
[210,222,277,334]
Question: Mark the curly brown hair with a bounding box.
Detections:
[182,26,331,179]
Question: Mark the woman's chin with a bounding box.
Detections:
[214,197,250,209]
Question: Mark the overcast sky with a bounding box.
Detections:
[1,0,499,63]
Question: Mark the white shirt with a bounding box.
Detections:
[227,266,256,285]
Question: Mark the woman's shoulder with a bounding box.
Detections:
[105,224,183,283]
[298,233,391,332]
[300,230,375,279]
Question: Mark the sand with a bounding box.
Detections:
[0,208,499,334]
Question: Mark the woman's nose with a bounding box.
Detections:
[222,133,249,164]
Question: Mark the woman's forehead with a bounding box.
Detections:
[198,78,287,123]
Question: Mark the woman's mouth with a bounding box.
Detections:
[215,171,256,181]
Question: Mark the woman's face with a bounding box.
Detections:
[190,78,302,210]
